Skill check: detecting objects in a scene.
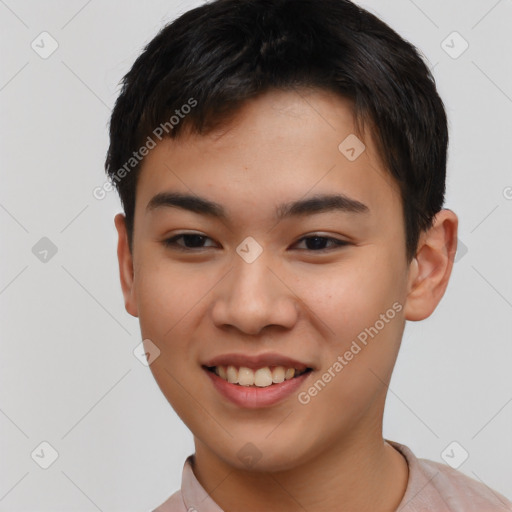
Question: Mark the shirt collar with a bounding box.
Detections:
[180,455,225,512]
[176,441,447,511]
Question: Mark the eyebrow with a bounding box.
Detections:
[146,191,369,220]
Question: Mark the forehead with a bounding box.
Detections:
[135,89,400,223]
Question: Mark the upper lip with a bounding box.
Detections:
[202,352,314,371]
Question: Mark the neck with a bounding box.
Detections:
[191,418,408,512]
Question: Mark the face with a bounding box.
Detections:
[117,89,417,472]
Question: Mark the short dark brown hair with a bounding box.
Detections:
[105,0,448,261]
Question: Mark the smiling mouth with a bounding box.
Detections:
[204,365,313,388]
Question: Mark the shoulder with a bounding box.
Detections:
[417,457,512,510]
[389,441,512,511]
[152,489,186,512]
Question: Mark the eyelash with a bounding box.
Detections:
[162,233,349,252]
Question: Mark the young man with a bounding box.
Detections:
[105,0,512,510]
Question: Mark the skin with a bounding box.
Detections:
[115,89,458,511]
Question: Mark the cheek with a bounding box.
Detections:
[134,256,213,334]
[133,260,213,422]
[297,253,404,339]
[132,263,206,389]
[298,253,406,402]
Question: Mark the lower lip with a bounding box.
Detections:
[204,368,312,409]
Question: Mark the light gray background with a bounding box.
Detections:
[1,0,511,510]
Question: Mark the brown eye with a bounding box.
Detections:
[293,236,348,251]
[163,233,217,250]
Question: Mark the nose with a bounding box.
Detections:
[210,252,299,335]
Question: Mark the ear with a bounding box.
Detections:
[403,209,458,321]
[114,213,139,318]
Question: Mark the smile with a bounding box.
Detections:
[205,365,311,388]
[203,365,314,409]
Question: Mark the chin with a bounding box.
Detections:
[212,432,317,473]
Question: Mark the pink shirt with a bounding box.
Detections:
[153,441,512,511]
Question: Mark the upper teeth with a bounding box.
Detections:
[213,365,305,387]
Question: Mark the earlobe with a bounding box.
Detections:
[403,209,458,321]
[114,213,139,318]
